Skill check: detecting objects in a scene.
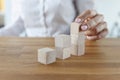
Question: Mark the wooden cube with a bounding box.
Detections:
[55,34,71,48]
[71,32,85,56]
[56,47,71,59]
[71,44,78,56]
[71,34,79,45]
[78,32,85,56]
[71,32,85,45]
[38,48,56,65]
[70,22,82,35]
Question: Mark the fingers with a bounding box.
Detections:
[98,29,108,39]
[85,14,106,36]
[85,30,96,36]
[85,22,107,36]
[85,20,108,41]
[86,36,98,41]
[74,10,108,40]
[96,22,107,33]
[94,14,104,23]
[86,29,108,40]
[79,10,97,19]
[80,25,88,31]
[76,10,97,22]
[75,10,99,31]
[87,14,104,28]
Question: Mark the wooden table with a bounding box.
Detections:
[0,37,120,80]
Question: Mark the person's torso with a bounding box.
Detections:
[21,0,77,37]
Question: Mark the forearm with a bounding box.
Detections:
[0,17,25,36]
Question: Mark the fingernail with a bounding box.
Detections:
[75,18,81,23]
[81,25,88,31]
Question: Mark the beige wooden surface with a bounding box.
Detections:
[0,37,120,80]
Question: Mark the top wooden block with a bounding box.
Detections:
[55,34,71,48]
[70,22,82,35]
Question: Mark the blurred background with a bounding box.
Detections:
[0,0,120,37]
[0,0,4,28]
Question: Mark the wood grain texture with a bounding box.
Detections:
[0,37,120,80]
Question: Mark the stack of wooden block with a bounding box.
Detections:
[38,22,86,65]
[55,35,71,59]
[71,22,85,56]
[38,34,71,65]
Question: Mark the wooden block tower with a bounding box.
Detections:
[55,35,71,59]
[70,22,86,56]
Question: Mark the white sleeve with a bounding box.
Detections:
[0,17,25,36]
[0,0,25,36]
[75,0,94,14]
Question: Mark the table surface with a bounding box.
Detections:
[0,37,120,80]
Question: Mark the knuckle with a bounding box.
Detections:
[86,10,91,13]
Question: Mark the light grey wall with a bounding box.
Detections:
[94,0,120,37]
[5,0,12,25]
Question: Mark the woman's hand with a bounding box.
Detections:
[75,10,108,40]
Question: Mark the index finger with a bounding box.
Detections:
[77,10,97,22]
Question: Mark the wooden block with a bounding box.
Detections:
[38,48,56,65]
[78,32,85,56]
[71,44,78,56]
[71,34,79,45]
[70,34,79,56]
[70,22,82,35]
[71,32,85,56]
[55,34,71,48]
[56,47,71,59]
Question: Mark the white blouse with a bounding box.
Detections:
[0,0,94,37]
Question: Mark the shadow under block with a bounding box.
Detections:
[55,35,71,48]
[71,32,85,56]
[38,48,56,65]
[56,47,71,59]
